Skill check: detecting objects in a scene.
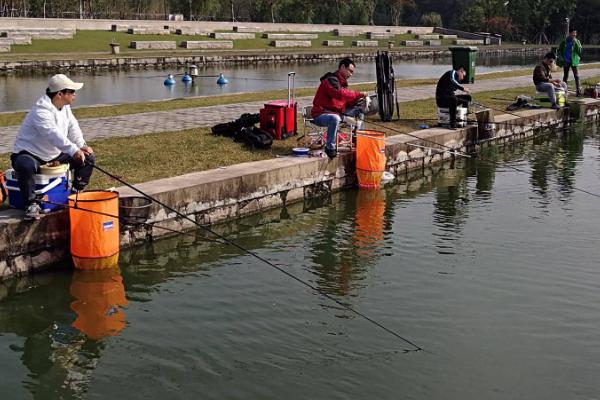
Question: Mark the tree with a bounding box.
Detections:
[421,11,442,27]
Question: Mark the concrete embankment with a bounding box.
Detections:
[0,47,547,73]
[2,98,599,280]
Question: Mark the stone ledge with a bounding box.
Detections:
[181,40,233,49]
[417,34,440,39]
[454,39,484,45]
[210,32,255,40]
[233,26,261,33]
[424,40,441,46]
[323,40,344,47]
[401,40,423,46]
[263,33,317,39]
[366,32,393,39]
[270,40,311,48]
[352,40,378,47]
[129,41,176,50]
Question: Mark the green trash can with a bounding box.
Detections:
[449,46,478,83]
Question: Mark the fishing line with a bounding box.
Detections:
[41,199,223,243]
[90,163,423,352]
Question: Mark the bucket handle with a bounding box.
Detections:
[5,176,63,194]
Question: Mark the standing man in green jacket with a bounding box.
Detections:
[558,29,583,96]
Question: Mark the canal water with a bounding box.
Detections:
[1,122,600,399]
[0,53,557,112]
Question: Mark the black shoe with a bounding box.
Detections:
[448,123,457,130]
[325,147,337,159]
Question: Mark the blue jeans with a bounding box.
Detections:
[536,82,568,105]
[313,106,364,150]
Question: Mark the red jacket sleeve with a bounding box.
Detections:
[322,80,362,105]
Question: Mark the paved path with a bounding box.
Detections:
[2,68,600,154]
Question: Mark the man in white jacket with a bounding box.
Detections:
[11,74,95,220]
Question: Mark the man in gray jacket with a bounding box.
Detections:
[11,74,95,220]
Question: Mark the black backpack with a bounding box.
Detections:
[211,113,260,137]
[236,127,273,149]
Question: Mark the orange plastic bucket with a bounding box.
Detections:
[355,130,386,189]
[70,267,128,339]
[69,191,120,269]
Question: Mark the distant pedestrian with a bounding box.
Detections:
[11,74,95,220]
[557,29,583,96]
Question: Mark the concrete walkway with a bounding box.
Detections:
[1,68,600,154]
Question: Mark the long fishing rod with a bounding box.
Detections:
[91,163,424,352]
[42,199,223,243]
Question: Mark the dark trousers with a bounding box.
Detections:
[436,94,472,123]
[563,64,580,94]
[10,151,96,206]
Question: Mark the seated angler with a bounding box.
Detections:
[533,52,568,110]
[311,58,368,159]
[11,74,96,220]
[435,66,472,129]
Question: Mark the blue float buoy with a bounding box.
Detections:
[216,73,229,85]
[182,74,192,83]
[164,74,176,86]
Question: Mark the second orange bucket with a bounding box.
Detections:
[69,191,120,269]
[356,130,386,189]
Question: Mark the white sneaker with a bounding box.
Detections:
[24,203,42,221]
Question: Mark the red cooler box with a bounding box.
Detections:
[260,72,297,140]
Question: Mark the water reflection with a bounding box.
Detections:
[529,128,585,205]
[0,122,599,398]
[70,268,128,340]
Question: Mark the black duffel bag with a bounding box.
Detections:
[211,113,260,137]
[235,126,273,149]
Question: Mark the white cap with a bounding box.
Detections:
[47,74,84,92]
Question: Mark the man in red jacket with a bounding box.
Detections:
[312,58,367,158]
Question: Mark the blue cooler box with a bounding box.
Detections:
[4,169,70,212]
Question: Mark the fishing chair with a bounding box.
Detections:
[300,105,356,151]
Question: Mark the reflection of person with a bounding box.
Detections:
[533,52,568,110]
[11,74,95,220]
[557,29,583,97]
[435,67,472,129]
[312,58,367,159]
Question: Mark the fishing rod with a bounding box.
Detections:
[90,163,424,352]
[41,199,224,243]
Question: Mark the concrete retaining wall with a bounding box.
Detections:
[0,18,432,35]
[2,99,599,280]
[0,47,549,72]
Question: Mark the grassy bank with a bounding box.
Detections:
[7,30,451,55]
[2,64,598,127]
[3,80,598,191]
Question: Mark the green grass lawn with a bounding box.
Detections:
[3,80,598,191]
[7,30,438,55]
